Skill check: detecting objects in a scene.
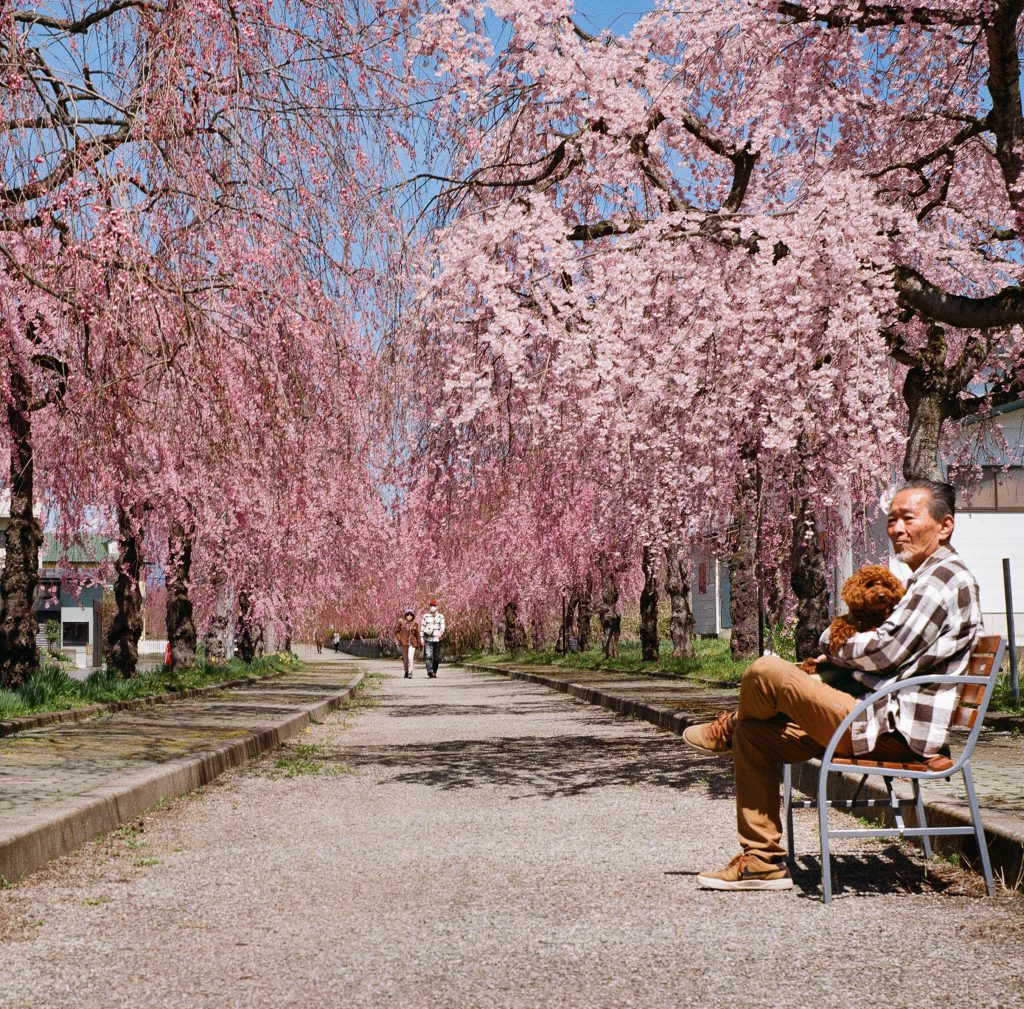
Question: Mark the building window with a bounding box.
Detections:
[962,466,1024,511]
[62,622,89,647]
[36,578,61,615]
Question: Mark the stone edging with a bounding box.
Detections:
[0,670,364,884]
[465,662,1021,732]
[465,662,1024,888]
[0,670,287,738]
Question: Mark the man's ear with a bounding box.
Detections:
[939,514,955,544]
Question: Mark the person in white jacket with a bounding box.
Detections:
[420,599,446,678]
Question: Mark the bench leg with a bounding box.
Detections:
[912,779,933,860]
[962,763,996,897]
[818,767,833,904]
[782,763,796,863]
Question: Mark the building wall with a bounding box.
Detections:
[949,513,1023,640]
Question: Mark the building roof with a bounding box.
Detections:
[41,534,114,567]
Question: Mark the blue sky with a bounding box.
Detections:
[573,1,654,35]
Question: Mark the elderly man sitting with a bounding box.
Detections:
[683,479,981,890]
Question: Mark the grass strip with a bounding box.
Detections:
[0,653,299,721]
[467,637,748,685]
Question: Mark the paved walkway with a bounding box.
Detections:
[1,657,1021,1009]
[468,661,1024,884]
[0,660,362,882]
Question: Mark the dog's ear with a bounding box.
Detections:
[841,572,869,612]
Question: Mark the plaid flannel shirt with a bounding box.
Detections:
[420,610,446,642]
[822,545,981,757]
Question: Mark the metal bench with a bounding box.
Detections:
[782,634,1006,903]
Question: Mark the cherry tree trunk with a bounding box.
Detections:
[235,591,264,663]
[202,575,230,663]
[597,568,621,659]
[639,545,659,661]
[165,524,196,672]
[663,544,695,660]
[0,367,42,688]
[728,471,759,660]
[576,576,593,651]
[503,600,525,653]
[559,588,576,653]
[105,505,145,678]
[790,499,831,662]
[901,365,948,481]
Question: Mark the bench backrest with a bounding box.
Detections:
[952,634,1005,730]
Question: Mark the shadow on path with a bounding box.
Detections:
[327,732,734,800]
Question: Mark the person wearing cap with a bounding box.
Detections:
[420,599,446,678]
[395,609,420,678]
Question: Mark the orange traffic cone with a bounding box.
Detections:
[165,641,172,668]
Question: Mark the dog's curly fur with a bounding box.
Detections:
[800,565,905,674]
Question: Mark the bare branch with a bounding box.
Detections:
[13,1,165,35]
[777,2,983,30]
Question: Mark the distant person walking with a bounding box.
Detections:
[332,632,341,653]
[420,599,446,679]
[314,632,323,655]
[395,609,420,678]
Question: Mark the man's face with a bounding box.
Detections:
[887,489,953,571]
[430,605,437,613]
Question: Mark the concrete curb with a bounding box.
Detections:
[0,671,364,884]
[0,670,289,738]
[466,662,1024,888]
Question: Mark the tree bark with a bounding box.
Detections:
[663,544,695,660]
[639,545,659,661]
[503,600,525,652]
[105,505,145,677]
[235,590,264,663]
[597,567,621,659]
[728,469,759,660]
[576,575,593,651]
[902,360,949,481]
[165,522,196,672]
[790,499,831,662]
[559,587,576,653]
[0,366,42,688]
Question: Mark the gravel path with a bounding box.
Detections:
[1,659,1022,1009]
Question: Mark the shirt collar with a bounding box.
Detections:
[906,543,955,586]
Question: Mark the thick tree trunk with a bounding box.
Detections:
[597,568,621,659]
[639,545,659,661]
[0,367,42,688]
[105,505,145,678]
[902,363,948,481]
[576,576,593,651]
[165,523,196,672]
[790,499,831,662]
[201,575,230,663]
[728,470,759,660]
[235,590,264,663]
[663,544,695,660]
[503,600,525,653]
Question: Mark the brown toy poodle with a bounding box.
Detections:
[800,564,905,674]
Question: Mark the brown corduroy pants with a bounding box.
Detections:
[733,655,859,860]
